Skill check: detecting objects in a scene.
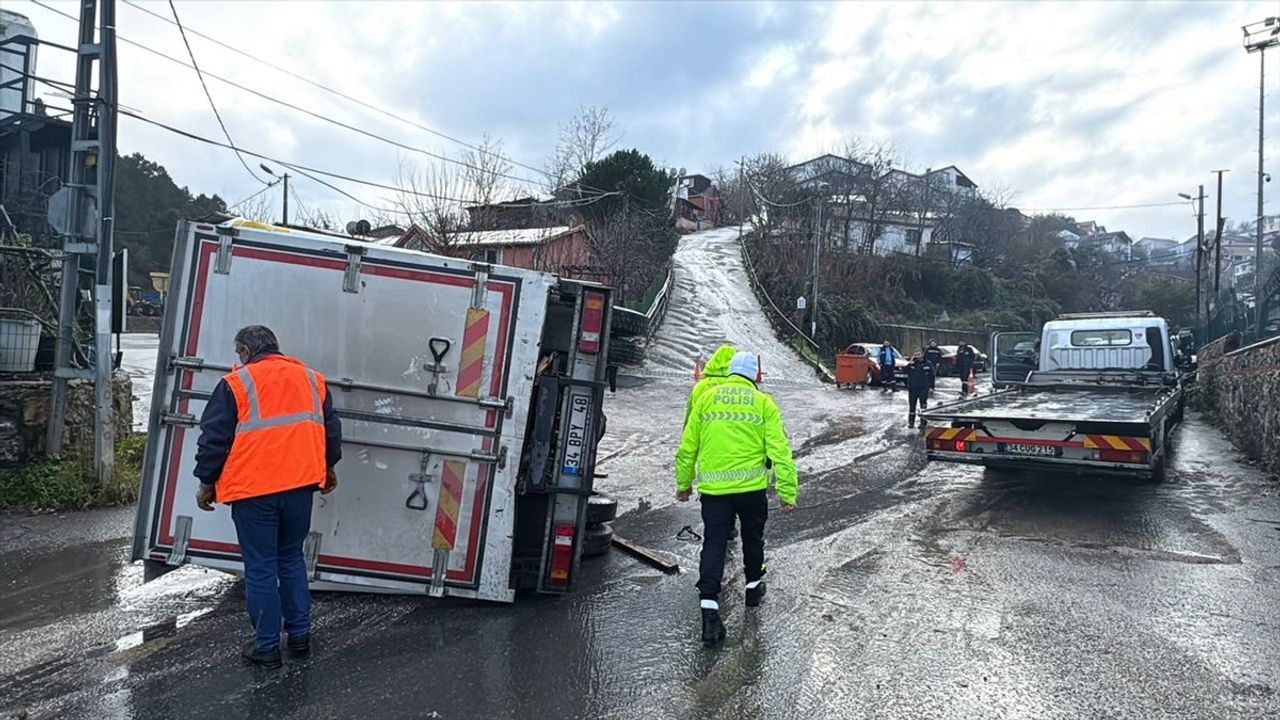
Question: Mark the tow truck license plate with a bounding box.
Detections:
[1002,443,1056,457]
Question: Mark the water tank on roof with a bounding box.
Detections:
[0,10,39,118]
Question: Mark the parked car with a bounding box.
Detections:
[934,345,989,375]
[846,342,909,385]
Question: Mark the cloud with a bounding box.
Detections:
[13,0,1279,239]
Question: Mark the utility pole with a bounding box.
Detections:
[1185,186,1205,339]
[282,173,290,224]
[1243,17,1278,338]
[1212,169,1229,301]
[737,156,745,239]
[47,0,118,488]
[810,184,827,338]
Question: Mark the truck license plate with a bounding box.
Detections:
[561,393,591,476]
[1002,443,1056,457]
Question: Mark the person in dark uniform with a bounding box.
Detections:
[906,350,934,428]
[955,339,976,398]
[923,340,944,395]
[878,340,897,392]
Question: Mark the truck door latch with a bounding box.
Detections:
[425,337,452,395]
[406,453,433,511]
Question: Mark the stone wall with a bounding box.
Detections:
[0,372,134,467]
[1197,333,1280,478]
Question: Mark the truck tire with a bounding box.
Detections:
[586,494,618,524]
[1149,453,1168,484]
[582,522,613,558]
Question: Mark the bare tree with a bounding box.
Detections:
[395,155,471,255]
[462,132,513,212]
[547,105,619,192]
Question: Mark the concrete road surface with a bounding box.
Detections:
[4,227,1279,718]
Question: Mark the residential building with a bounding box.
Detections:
[463,197,564,231]
[383,224,598,281]
[674,174,722,228]
[1135,237,1178,258]
[1063,222,1132,259]
[785,153,978,259]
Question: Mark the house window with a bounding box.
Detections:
[905,229,922,247]
[472,248,499,264]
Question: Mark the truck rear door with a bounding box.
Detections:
[991,331,1038,387]
[133,220,550,602]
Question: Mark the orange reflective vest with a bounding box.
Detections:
[216,354,328,503]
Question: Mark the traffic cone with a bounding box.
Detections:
[967,367,976,395]
[693,353,703,381]
[755,353,763,383]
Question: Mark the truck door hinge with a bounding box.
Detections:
[470,267,490,308]
[303,532,322,578]
[214,231,235,274]
[160,411,199,427]
[343,245,366,293]
[167,515,193,566]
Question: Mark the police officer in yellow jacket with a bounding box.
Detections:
[685,344,737,424]
[676,351,798,647]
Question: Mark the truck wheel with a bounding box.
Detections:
[582,522,613,558]
[586,494,618,524]
[1149,454,1167,484]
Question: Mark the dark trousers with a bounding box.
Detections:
[231,486,314,652]
[908,388,929,426]
[957,364,972,396]
[697,490,767,601]
[881,368,896,391]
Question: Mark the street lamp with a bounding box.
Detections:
[1180,190,1206,338]
[258,164,289,224]
[1243,16,1279,337]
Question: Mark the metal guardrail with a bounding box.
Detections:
[609,266,672,365]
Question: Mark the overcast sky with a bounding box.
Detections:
[12,0,1280,240]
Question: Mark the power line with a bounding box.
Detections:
[1019,200,1188,213]
[31,0,561,192]
[227,177,281,211]
[165,0,266,185]
[119,0,561,185]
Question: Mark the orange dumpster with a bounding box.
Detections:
[835,344,871,388]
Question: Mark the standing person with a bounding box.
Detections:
[906,350,934,428]
[923,340,944,395]
[194,325,342,668]
[675,351,798,648]
[955,339,977,397]
[878,340,898,392]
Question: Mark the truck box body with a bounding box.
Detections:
[922,312,1184,480]
[132,219,612,602]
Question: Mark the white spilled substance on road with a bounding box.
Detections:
[643,226,814,383]
[120,333,160,430]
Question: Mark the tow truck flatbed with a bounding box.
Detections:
[927,386,1168,425]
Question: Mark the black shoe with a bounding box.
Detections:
[242,641,282,669]
[701,608,726,647]
[287,634,310,656]
[908,420,915,428]
[746,581,766,607]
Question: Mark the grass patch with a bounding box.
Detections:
[620,267,670,312]
[0,434,146,511]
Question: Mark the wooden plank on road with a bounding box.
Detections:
[611,534,680,574]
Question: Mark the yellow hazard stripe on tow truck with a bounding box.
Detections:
[1082,435,1151,451]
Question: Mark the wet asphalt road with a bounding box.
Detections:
[6,228,1280,719]
[4,375,1280,719]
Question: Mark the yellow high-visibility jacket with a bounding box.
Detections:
[676,375,798,505]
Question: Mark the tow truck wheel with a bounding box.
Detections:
[587,494,618,524]
[1149,454,1168,484]
[582,522,613,558]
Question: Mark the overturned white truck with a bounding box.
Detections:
[133,218,613,602]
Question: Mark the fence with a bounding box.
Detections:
[609,266,673,365]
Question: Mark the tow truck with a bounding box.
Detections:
[133,218,613,602]
[921,312,1186,482]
